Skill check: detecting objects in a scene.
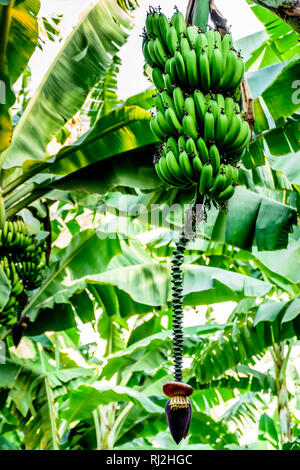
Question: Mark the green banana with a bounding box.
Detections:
[159,155,183,187]
[216,185,235,202]
[192,155,203,180]
[154,37,168,67]
[204,108,215,142]
[209,144,220,175]
[145,11,155,37]
[224,97,236,127]
[157,111,172,134]
[224,164,233,188]
[164,73,174,94]
[151,10,162,38]
[155,162,172,186]
[228,56,245,91]
[199,164,213,195]
[155,93,166,115]
[197,48,210,92]
[207,98,219,120]
[216,93,225,111]
[194,90,206,122]
[230,121,251,151]
[220,49,237,90]
[195,32,208,51]
[209,170,227,197]
[230,165,239,185]
[150,115,165,140]
[221,34,233,58]
[215,109,228,146]
[169,56,179,83]
[152,67,165,91]
[147,38,159,66]
[167,136,180,158]
[166,150,187,184]
[158,12,170,48]
[180,36,191,64]
[214,30,222,50]
[186,137,198,156]
[205,30,215,61]
[184,97,197,124]
[174,50,188,87]
[186,50,198,89]
[173,87,185,120]
[170,10,187,39]
[179,151,194,182]
[182,114,198,141]
[178,135,186,152]
[196,137,209,164]
[186,26,198,48]
[165,107,183,134]
[142,41,153,67]
[166,26,179,55]
[210,45,223,91]
[223,113,242,149]
[161,90,175,112]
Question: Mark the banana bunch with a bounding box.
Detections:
[143,6,251,204]
[0,219,46,327]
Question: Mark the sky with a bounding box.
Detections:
[29,0,263,98]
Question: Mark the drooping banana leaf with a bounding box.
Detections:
[192,302,300,383]
[2,0,132,171]
[6,0,40,85]
[22,229,122,320]
[0,0,40,154]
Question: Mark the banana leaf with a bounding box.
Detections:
[2,0,132,170]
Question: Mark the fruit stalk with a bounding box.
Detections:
[192,0,210,32]
[171,192,202,382]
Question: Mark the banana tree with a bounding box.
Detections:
[0,0,299,450]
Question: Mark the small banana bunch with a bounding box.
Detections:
[0,219,46,327]
[143,6,251,204]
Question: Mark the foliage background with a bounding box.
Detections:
[0,0,299,451]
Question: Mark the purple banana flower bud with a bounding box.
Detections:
[165,396,192,445]
[11,315,30,348]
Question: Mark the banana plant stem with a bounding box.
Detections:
[4,182,36,209]
[192,0,210,31]
[5,187,51,219]
[2,162,50,197]
[93,409,102,450]
[272,342,293,447]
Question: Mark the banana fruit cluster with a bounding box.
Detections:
[143,7,251,204]
[0,219,46,326]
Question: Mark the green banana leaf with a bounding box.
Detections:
[192,304,300,383]
[53,184,297,254]
[2,0,132,170]
[6,0,40,85]
[22,229,122,320]
[101,324,229,380]
[236,6,300,71]
[0,268,11,310]
[49,105,156,176]
[23,229,272,332]
[222,187,297,251]
[0,0,39,154]
[61,383,163,423]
